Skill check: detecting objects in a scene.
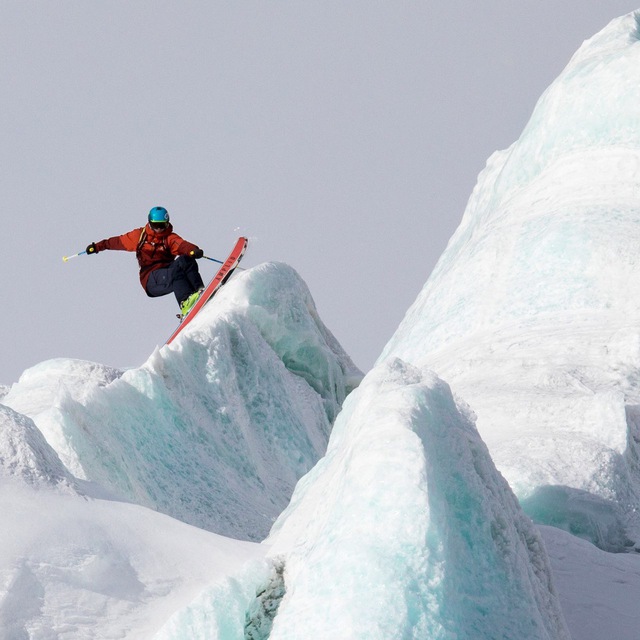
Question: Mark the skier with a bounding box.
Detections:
[86,207,206,317]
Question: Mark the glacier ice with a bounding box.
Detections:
[154,558,281,640]
[3,262,361,541]
[262,359,570,640]
[380,10,640,549]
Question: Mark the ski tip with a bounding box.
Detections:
[62,256,68,262]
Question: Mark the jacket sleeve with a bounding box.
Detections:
[95,228,143,253]
[166,233,200,256]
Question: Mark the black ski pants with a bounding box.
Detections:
[145,256,204,305]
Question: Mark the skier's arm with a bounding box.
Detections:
[167,233,202,258]
[87,229,143,254]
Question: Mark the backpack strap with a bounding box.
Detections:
[135,228,147,258]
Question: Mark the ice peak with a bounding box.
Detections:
[4,262,362,542]
[379,11,640,549]
[265,359,571,639]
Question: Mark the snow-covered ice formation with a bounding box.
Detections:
[0,476,266,639]
[262,359,570,640]
[3,262,361,542]
[0,404,73,488]
[381,10,640,551]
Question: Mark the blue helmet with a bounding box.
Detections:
[148,206,169,224]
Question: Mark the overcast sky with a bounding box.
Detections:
[1,2,639,385]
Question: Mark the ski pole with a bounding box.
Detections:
[62,251,87,262]
[203,255,245,270]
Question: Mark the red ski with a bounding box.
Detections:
[166,236,248,345]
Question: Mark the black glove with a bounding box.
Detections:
[190,248,204,259]
[86,242,98,255]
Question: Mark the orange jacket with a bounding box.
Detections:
[95,223,200,291]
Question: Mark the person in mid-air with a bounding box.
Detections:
[86,207,205,316]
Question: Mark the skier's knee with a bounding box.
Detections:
[174,255,195,271]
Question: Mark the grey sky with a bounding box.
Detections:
[2,2,638,385]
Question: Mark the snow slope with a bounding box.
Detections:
[541,525,640,640]
[3,262,361,542]
[381,10,640,551]
[0,479,265,640]
[0,380,268,639]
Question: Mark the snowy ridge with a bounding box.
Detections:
[380,11,640,549]
[4,263,361,541]
[0,405,73,488]
[195,261,362,420]
[3,358,122,417]
[260,360,570,640]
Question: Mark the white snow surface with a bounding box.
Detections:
[0,479,265,640]
[380,10,640,551]
[5,11,640,640]
[541,525,640,640]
